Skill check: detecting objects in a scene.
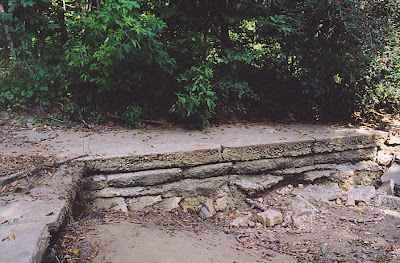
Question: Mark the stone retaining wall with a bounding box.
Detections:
[83,134,384,212]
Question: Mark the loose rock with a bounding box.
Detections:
[346,185,376,205]
[231,213,254,227]
[127,195,162,211]
[92,197,128,212]
[158,197,182,212]
[256,210,283,227]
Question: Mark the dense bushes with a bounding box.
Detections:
[0,0,399,127]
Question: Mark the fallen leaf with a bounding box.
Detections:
[9,234,15,241]
[46,212,54,216]
[88,248,100,259]
[72,248,79,255]
[25,197,37,202]
[11,180,19,187]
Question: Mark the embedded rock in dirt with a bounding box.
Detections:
[231,174,284,196]
[92,197,128,212]
[214,196,230,212]
[127,195,162,211]
[346,185,376,205]
[158,197,182,212]
[377,150,393,166]
[378,195,400,210]
[181,197,201,212]
[230,213,254,227]
[256,210,283,227]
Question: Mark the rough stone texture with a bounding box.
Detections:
[230,213,254,227]
[232,148,376,175]
[84,174,107,191]
[127,196,162,211]
[92,197,128,212]
[302,170,337,181]
[204,200,217,215]
[181,197,201,212]
[86,148,222,173]
[313,148,377,164]
[215,196,230,212]
[222,141,314,162]
[381,162,400,184]
[232,156,313,175]
[182,163,232,179]
[87,176,230,199]
[292,184,345,204]
[378,179,395,195]
[376,150,393,166]
[346,185,376,205]
[87,187,145,199]
[107,168,183,187]
[273,165,334,176]
[0,164,85,263]
[231,175,284,196]
[312,134,380,154]
[256,210,283,227]
[378,195,400,210]
[158,197,182,212]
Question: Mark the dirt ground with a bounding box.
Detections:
[42,183,400,263]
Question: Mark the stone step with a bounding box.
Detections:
[84,133,382,173]
[85,161,381,200]
[83,147,377,190]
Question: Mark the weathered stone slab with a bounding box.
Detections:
[378,195,400,210]
[312,134,380,154]
[85,148,222,173]
[232,157,308,175]
[127,196,162,211]
[273,164,337,176]
[302,170,337,181]
[292,184,345,204]
[231,148,375,175]
[346,185,376,205]
[222,141,314,162]
[107,168,183,187]
[87,187,145,199]
[231,174,284,196]
[183,163,232,179]
[92,197,128,212]
[257,210,283,227]
[158,197,182,212]
[83,174,107,191]
[87,176,230,199]
[313,148,377,164]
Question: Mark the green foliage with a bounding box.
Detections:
[171,65,217,127]
[65,0,174,108]
[214,78,260,115]
[1,0,399,126]
[123,103,143,128]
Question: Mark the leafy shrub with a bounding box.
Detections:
[123,103,143,128]
[171,65,217,127]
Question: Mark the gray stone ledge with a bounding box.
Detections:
[85,148,222,173]
[87,176,230,200]
[232,148,376,175]
[312,134,380,154]
[222,140,314,162]
[107,168,183,187]
[182,163,232,179]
